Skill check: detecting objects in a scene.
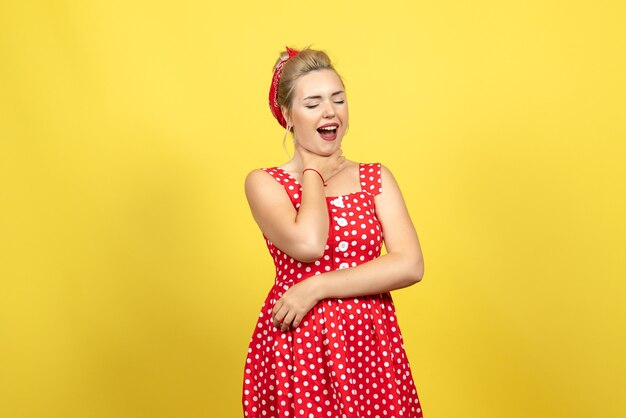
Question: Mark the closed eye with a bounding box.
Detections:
[305,101,345,109]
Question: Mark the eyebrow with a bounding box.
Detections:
[303,90,345,101]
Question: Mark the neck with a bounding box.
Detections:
[288,152,304,172]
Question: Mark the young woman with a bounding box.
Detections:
[242,46,425,417]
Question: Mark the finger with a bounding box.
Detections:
[272,300,283,317]
[279,312,295,332]
[273,309,287,327]
[273,305,289,328]
[292,314,304,329]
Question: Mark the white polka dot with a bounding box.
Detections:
[243,164,420,417]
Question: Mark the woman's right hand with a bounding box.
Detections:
[295,143,346,181]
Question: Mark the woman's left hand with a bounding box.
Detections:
[272,277,324,332]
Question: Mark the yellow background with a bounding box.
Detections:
[1,1,625,417]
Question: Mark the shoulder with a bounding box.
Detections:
[379,164,396,183]
[358,162,394,178]
[244,167,280,196]
[244,167,296,215]
[358,162,399,195]
[362,162,401,196]
[245,167,270,183]
[379,164,402,192]
[363,162,395,181]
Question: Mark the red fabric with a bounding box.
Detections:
[242,163,424,418]
[269,46,300,129]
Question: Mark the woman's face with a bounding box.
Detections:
[283,69,349,156]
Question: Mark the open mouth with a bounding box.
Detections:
[317,125,338,141]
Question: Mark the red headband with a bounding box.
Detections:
[269,46,300,129]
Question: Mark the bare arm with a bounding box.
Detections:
[316,164,424,297]
[272,164,424,329]
[245,168,328,262]
[244,147,345,262]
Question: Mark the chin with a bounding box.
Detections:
[320,134,344,149]
[299,133,343,155]
[317,141,342,156]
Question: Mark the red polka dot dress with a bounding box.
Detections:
[242,163,423,418]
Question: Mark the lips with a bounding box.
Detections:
[317,123,339,141]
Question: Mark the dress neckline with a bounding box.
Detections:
[273,165,365,199]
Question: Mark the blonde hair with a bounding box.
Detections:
[272,46,345,154]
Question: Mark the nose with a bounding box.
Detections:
[322,100,335,118]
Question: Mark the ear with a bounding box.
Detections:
[280,106,291,128]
